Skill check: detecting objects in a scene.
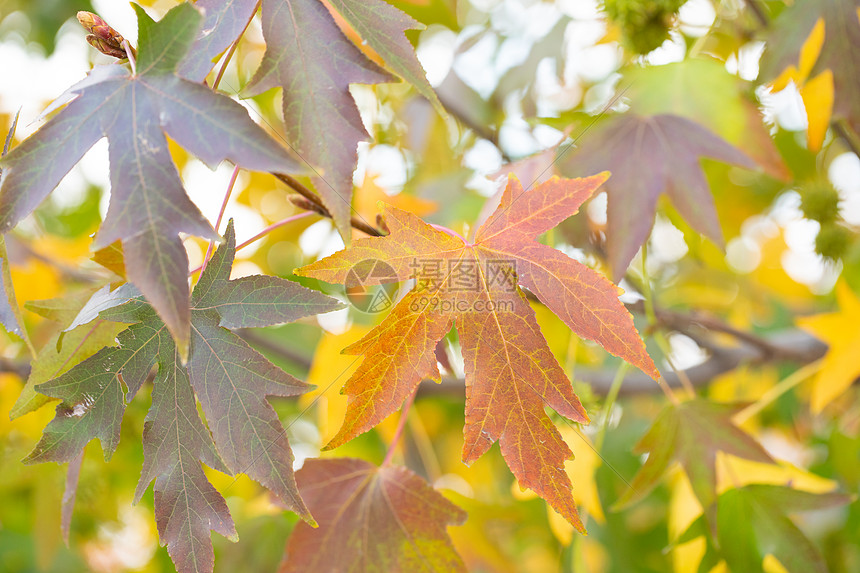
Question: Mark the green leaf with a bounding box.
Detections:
[245,0,392,241]
[0,3,306,354]
[10,320,126,419]
[132,3,201,76]
[679,485,851,573]
[191,214,345,329]
[24,289,99,326]
[613,399,774,513]
[185,220,341,518]
[25,219,342,573]
[25,308,165,463]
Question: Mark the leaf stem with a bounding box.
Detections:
[640,249,685,402]
[236,212,313,251]
[211,1,259,91]
[595,361,630,452]
[429,223,469,244]
[189,211,314,275]
[122,39,136,75]
[733,359,823,424]
[200,165,241,274]
[383,389,418,467]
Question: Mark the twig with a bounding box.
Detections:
[434,90,511,162]
[9,236,99,283]
[0,356,30,378]
[201,165,241,273]
[641,249,687,400]
[273,173,385,237]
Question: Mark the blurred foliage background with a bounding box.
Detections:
[1,0,859,571]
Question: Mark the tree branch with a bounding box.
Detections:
[416,328,828,398]
[272,172,385,237]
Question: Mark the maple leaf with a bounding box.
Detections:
[613,400,774,517]
[326,0,442,112]
[135,338,237,573]
[245,0,392,241]
[797,282,860,413]
[677,484,850,573]
[0,236,22,337]
[25,220,343,573]
[177,0,259,82]
[760,0,860,146]
[0,3,306,356]
[280,458,467,573]
[621,58,789,181]
[0,112,23,338]
[296,174,658,530]
[10,312,125,419]
[558,113,756,280]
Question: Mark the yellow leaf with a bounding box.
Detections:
[668,471,706,573]
[716,453,838,495]
[772,19,825,91]
[763,554,791,573]
[769,18,835,151]
[303,325,371,445]
[710,366,778,413]
[796,282,860,412]
[512,426,606,541]
[0,374,52,441]
[354,176,436,223]
[800,70,834,151]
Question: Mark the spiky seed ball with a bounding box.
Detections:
[603,0,686,54]
[815,223,852,260]
[800,180,841,224]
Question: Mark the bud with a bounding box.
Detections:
[78,11,134,60]
[375,213,390,235]
[78,11,123,44]
[86,35,128,60]
[76,11,99,33]
[289,195,327,215]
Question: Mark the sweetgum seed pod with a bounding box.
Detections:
[815,224,852,260]
[800,180,841,224]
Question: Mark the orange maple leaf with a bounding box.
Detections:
[296,173,658,530]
